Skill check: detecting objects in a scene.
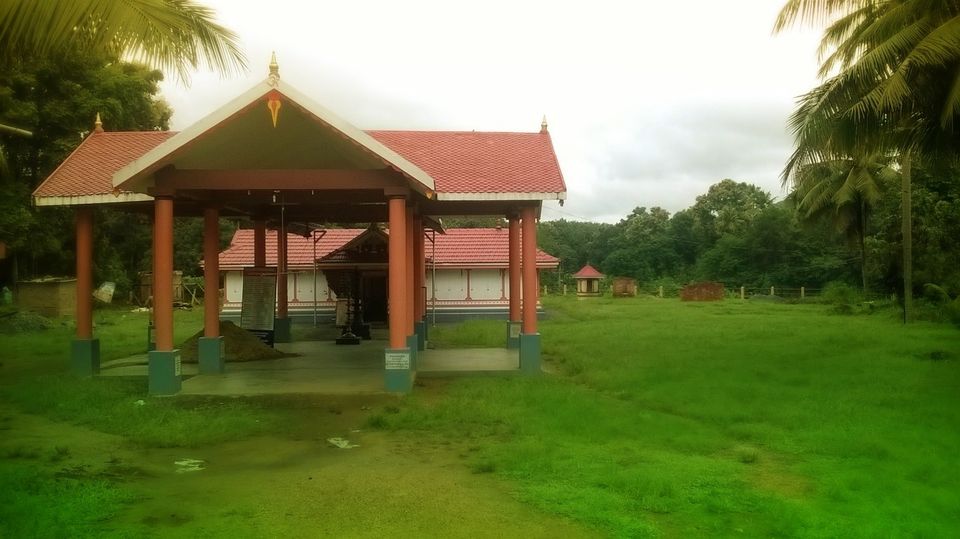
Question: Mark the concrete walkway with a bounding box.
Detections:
[99,340,520,396]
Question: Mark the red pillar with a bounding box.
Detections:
[388,197,407,349]
[253,219,266,267]
[508,215,521,323]
[75,207,94,339]
[203,206,220,338]
[277,224,288,318]
[521,206,538,334]
[153,196,175,351]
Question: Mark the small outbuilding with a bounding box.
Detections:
[611,277,637,297]
[573,264,604,297]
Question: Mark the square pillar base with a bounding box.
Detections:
[507,321,521,349]
[415,321,426,351]
[71,338,100,376]
[519,333,541,375]
[274,318,292,343]
[384,348,413,393]
[149,349,182,396]
[198,336,225,374]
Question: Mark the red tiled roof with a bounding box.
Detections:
[33,131,176,198]
[429,228,558,267]
[573,264,604,278]
[368,131,566,195]
[33,129,565,199]
[219,229,363,269]
[218,227,558,269]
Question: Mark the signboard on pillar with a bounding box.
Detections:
[240,267,277,346]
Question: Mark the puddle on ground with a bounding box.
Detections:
[1,400,600,538]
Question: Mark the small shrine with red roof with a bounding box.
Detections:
[31,55,567,394]
[573,264,605,298]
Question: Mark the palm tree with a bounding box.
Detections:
[775,0,960,322]
[0,0,246,80]
[788,154,893,292]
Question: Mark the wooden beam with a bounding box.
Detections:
[156,168,405,191]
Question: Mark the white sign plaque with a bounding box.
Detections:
[385,352,410,370]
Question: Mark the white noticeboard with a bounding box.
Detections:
[385,352,410,370]
[240,267,277,331]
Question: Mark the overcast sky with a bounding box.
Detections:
[159,0,824,223]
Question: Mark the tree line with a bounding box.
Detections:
[538,175,960,302]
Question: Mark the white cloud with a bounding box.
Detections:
[160,0,823,222]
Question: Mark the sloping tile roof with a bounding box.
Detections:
[573,264,604,279]
[368,130,566,195]
[428,228,558,267]
[33,131,176,198]
[218,227,558,269]
[219,229,363,269]
[33,129,565,200]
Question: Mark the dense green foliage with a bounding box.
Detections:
[379,297,960,537]
[540,173,960,298]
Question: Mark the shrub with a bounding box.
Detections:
[923,283,951,304]
[820,282,863,306]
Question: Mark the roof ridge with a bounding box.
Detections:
[366,129,542,136]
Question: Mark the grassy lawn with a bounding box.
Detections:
[375,297,960,537]
[1,299,957,537]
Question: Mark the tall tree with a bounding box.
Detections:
[775,0,960,321]
[789,153,894,291]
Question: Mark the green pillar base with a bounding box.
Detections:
[406,334,419,370]
[71,338,100,376]
[519,333,541,375]
[274,317,292,343]
[506,321,521,349]
[384,348,413,393]
[198,336,225,374]
[415,321,426,351]
[148,349,182,396]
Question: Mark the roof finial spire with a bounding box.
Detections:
[93,112,104,133]
[268,51,280,86]
[540,115,548,134]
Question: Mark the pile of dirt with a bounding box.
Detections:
[178,320,295,363]
[0,310,55,334]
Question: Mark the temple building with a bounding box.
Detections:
[31,56,567,394]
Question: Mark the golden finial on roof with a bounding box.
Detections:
[94,112,104,133]
[268,51,280,86]
[540,115,548,134]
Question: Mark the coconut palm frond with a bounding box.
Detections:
[0,0,247,80]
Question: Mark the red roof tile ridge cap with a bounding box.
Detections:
[96,130,180,135]
[539,129,567,191]
[366,129,542,136]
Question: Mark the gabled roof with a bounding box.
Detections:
[110,79,436,196]
[33,128,566,205]
[573,264,604,279]
[318,226,388,264]
[32,131,176,206]
[368,131,566,201]
[218,227,559,269]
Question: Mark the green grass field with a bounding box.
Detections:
[1,298,958,537]
[379,297,960,537]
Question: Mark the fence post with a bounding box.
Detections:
[658,285,663,298]
[801,286,805,299]
[740,286,745,300]
[562,284,567,296]
[770,286,775,296]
